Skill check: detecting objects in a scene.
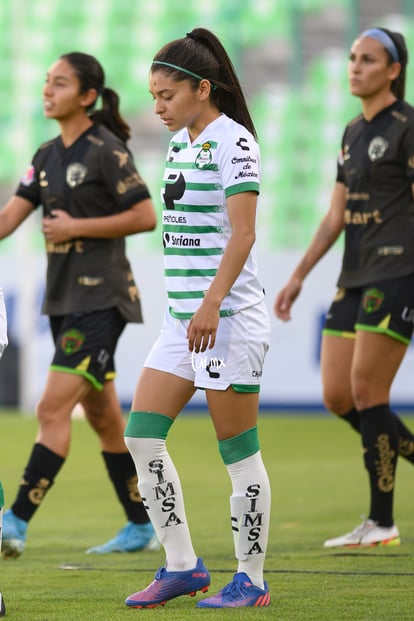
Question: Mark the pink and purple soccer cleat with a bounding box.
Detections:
[125,557,210,608]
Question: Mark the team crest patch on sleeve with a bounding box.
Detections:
[66,163,88,188]
[195,142,212,169]
[60,329,85,354]
[20,165,35,186]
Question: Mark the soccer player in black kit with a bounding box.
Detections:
[0,52,158,557]
[275,28,414,547]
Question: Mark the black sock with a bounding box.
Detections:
[394,416,414,463]
[102,451,149,525]
[341,408,361,432]
[359,404,398,527]
[341,407,414,464]
[11,443,65,522]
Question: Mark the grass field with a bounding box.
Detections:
[1,411,414,620]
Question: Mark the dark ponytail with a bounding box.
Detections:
[90,87,131,142]
[60,52,131,142]
[151,28,257,140]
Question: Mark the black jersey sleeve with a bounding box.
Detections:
[401,119,414,184]
[336,148,345,183]
[335,132,346,184]
[97,137,151,212]
[14,145,49,207]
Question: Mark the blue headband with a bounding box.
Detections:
[361,28,400,62]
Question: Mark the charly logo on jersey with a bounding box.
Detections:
[236,137,250,151]
[195,142,213,169]
[368,137,388,162]
[66,163,88,188]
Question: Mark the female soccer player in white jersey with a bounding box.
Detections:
[275,28,414,548]
[0,52,158,557]
[124,28,271,609]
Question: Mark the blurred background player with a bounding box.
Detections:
[0,288,7,362]
[275,28,414,547]
[0,52,159,558]
[0,290,7,613]
[0,481,5,615]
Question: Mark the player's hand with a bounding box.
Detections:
[42,209,75,243]
[187,301,220,353]
[274,278,302,321]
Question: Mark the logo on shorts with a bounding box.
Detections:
[191,351,226,378]
[402,306,414,324]
[61,329,85,354]
[363,288,384,313]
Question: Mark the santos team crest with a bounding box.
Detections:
[195,142,213,169]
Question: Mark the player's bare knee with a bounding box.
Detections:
[323,390,350,416]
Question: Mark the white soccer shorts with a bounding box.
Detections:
[144,300,270,391]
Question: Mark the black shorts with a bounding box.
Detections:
[49,308,126,390]
[323,274,414,345]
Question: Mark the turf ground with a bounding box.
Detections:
[1,411,414,620]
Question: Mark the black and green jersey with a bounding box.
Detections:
[16,124,151,322]
[336,100,414,288]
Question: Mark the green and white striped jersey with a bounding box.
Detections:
[161,113,265,319]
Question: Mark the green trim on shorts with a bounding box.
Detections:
[50,365,103,391]
[169,306,234,320]
[219,426,259,465]
[124,411,174,439]
[354,323,410,345]
[322,329,355,339]
[231,384,260,393]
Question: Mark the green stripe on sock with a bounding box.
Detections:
[124,411,174,439]
[219,426,259,465]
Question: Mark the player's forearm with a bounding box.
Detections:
[292,219,340,283]
[71,199,157,239]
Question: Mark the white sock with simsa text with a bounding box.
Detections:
[227,451,271,589]
[125,436,197,571]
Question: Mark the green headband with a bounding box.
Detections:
[152,60,217,90]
